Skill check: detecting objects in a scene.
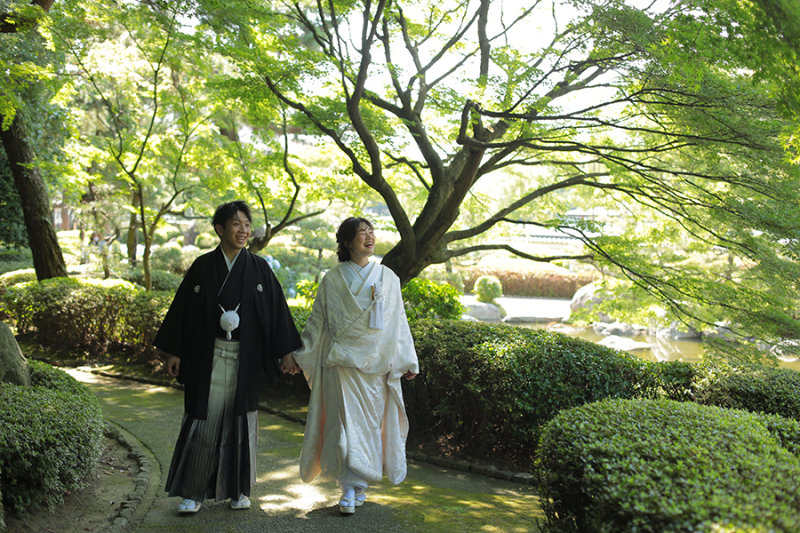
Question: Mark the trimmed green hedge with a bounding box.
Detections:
[536,398,800,533]
[694,361,800,421]
[405,320,662,456]
[120,268,184,292]
[1,277,173,361]
[0,361,104,515]
[402,278,466,320]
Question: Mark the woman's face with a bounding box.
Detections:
[347,222,375,262]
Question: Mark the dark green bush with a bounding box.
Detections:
[655,359,697,401]
[402,278,466,320]
[121,268,183,292]
[694,361,800,421]
[289,301,313,333]
[151,243,186,274]
[0,248,32,264]
[0,361,104,515]
[757,412,800,456]
[536,398,800,533]
[405,320,658,456]
[1,277,172,361]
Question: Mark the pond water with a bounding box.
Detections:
[536,323,800,372]
[464,295,800,372]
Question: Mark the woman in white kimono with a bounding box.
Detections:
[284,217,419,514]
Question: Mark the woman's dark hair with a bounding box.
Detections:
[212,201,252,236]
[336,217,373,262]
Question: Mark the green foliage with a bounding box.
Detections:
[693,361,800,421]
[294,280,318,302]
[653,360,698,402]
[536,398,800,532]
[150,243,187,274]
[0,249,32,263]
[0,268,37,295]
[0,156,27,249]
[418,263,465,293]
[0,250,33,277]
[120,268,184,292]
[261,244,336,290]
[195,232,217,249]
[0,361,104,515]
[473,275,502,303]
[757,412,800,456]
[405,320,658,456]
[401,278,466,321]
[289,301,313,335]
[1,277,173,362]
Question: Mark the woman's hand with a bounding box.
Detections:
[405,370,417,380]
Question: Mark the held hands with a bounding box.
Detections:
[281,352,301,375]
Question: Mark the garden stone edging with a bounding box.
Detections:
[98,424,151,533]
[87,368,538,487]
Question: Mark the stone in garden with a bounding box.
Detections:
[597,335,651,352]
[464,302,502,321]
[569,283,613,322]
[593,321,636,337]
[0,321,30,386]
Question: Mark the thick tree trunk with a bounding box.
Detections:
[0,112,68,280]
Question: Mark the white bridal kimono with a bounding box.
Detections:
[294,261,419,487]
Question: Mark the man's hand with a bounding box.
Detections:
[166,355,181,378]
[281,352,300,375]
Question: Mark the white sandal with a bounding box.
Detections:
[354,488,366,507]
[339,496,355,514]
[231,494,251,510]
[177,498,201,514]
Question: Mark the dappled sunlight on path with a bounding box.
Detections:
[67,368,543,533]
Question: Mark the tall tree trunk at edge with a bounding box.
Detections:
[0,112,68,280]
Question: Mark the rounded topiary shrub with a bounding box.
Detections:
[694,362,800,421]
[195,232,218,249]
[405,320,656,457]
[0,361,104,515]
[473,274,502,303]
[402,278,466,320]
[150,243,185,274]
[536,398,800,533]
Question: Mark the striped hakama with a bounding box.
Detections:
[165,339,258,502]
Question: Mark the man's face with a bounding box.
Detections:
[216,210,251,253]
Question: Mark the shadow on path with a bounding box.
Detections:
[68,369,543,533]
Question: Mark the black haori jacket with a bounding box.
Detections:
[153,247,301,419]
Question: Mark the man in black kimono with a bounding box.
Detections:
[154,200,301,514]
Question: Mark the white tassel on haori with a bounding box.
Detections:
[219,304,241,340]
[369,282,384,330]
